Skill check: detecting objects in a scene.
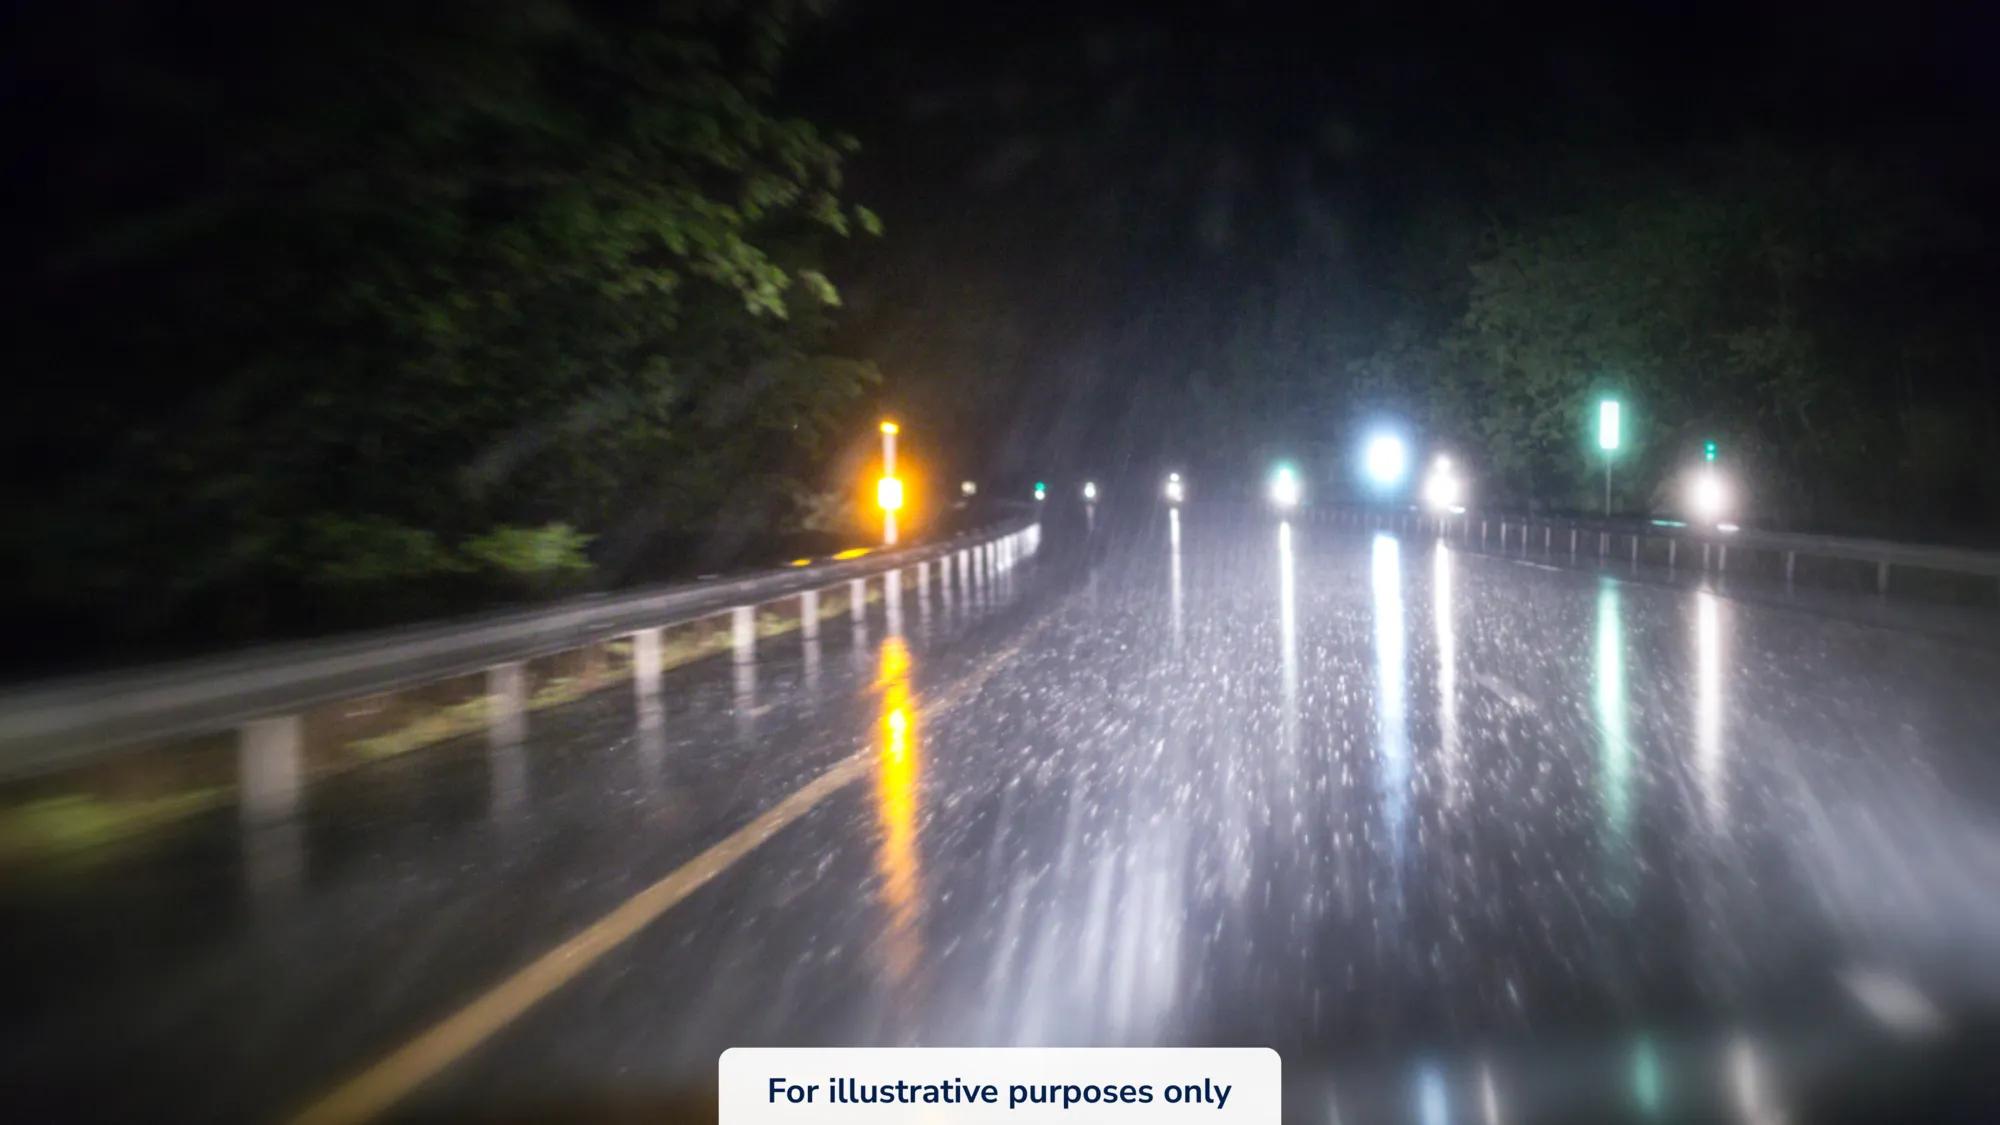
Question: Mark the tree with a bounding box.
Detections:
[6,0,881,646]
[1369,144,1990,527]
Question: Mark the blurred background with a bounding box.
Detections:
[7,0,1999,670]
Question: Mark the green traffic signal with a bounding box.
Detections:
[1703,440,1717,462]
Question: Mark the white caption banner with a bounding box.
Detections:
[720,1047,1280,1124]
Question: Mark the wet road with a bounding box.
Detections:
[7,509,2000,1122]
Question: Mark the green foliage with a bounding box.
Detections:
[0,791,229,867]
[461,523,595,576]
[1104,141,1995,532]
[296,516,462,586]
[1344,145,1996,527]
[12,0,882,642]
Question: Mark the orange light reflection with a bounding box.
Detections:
[873,636,923,985]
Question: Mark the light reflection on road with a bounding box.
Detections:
[1595,579,1636,907]
[1630,1034,1665,1118]
[1434,543,1460,806]
[1372,534,1409,863]
[1728,1033,1785,1125]
[1279,521,1298,754]
[873,634,923,987]
[1696,591,1727,829]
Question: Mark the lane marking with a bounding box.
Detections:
[289,753,869,1125]
[1841,966,1948,1038]
[291,619,1050,1125]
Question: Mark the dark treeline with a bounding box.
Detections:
[807,4,2000,538]
[1139,143,2000,530]
[5,0,883,663]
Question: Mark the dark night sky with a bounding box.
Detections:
[784,0,2000,484]
[9,0,1999,504]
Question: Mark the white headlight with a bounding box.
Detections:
[1690,472,1728,522]
[1269,466,1301,509]
[1363,434,1409,487]
[1423,471,1462,511]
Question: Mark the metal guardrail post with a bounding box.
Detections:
[238,715,302,827]
[885,569,903,634]
[632,627,663,698]
[487,662,528,819]
[488,663,526,745]
[798,591,819,641]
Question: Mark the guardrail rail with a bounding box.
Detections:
[0,521,1043,812]
[1302,505,2000,594]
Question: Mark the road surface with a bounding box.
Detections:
[6,508,2000,1122]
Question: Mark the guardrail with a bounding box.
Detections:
[1305,505,2000,592]
[0,519,1042,789]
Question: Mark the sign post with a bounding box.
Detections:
[1598,399,1622,516]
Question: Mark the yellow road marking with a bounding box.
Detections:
[290,616,1051,1125]
[288,754,868,1125]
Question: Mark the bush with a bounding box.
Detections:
[461,523,595,578]
[297,515,461,586]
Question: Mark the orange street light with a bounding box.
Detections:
[877,476,905,512]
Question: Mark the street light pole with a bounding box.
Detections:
[1597,399,1622,518]
[880,421,899,547]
